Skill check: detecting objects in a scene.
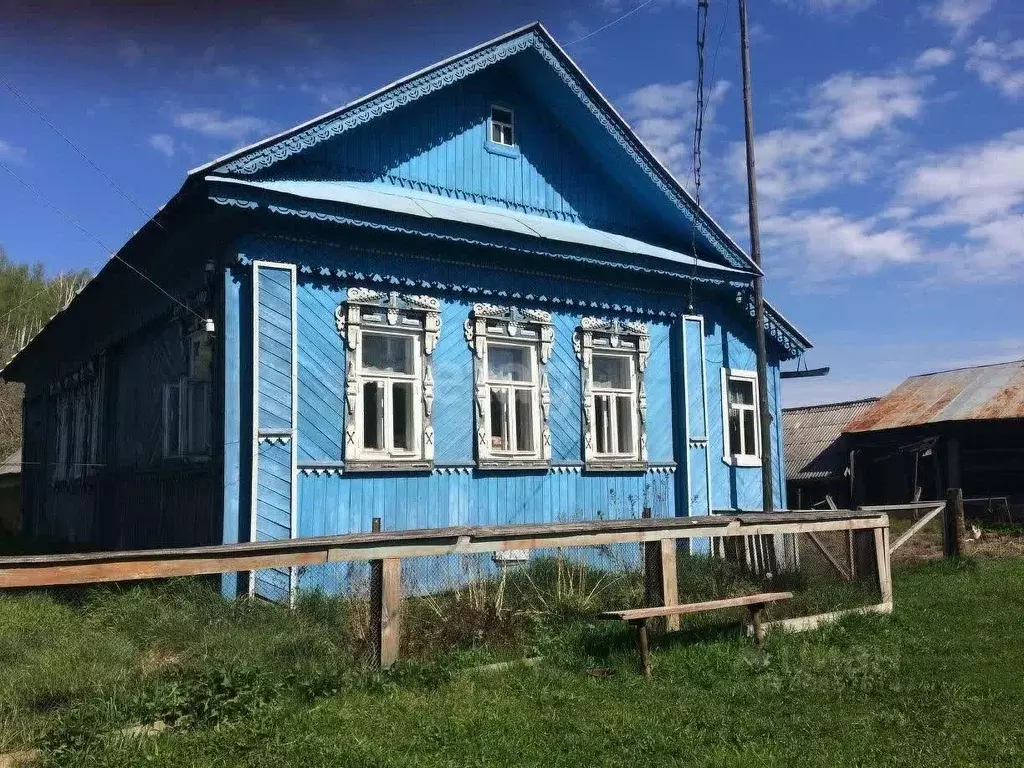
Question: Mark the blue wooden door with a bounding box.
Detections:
[251,262,297,604]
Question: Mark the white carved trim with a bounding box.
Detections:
[465,303,554,465]
[575,317,650,467]
[337,287,441,464]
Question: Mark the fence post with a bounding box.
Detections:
[660,539,680,631]
[944,488,966,558]
[368,517,402,670]
[873,523,893,605]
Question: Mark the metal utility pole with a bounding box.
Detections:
[738,0,774,513]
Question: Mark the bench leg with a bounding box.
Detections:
[749,604,766,647]
[632,619,652,678]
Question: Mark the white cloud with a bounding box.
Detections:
[172,109,273,143]
[0,139,27,164]
[727,71,928,211]
[759,208,924,279]
[803,0,875,11]
[927,0,995,37]
[147,134,175,158]
[914,47,955,70]
[621,79,731,183]
[966,37,1024,100]
[898,129,1024,278]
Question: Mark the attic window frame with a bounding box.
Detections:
[489,105,515,147]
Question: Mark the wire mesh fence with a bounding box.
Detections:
[885,505,946,565]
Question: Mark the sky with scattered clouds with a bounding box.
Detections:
[0,0,1022,406]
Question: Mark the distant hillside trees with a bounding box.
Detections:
[0,246,90,460]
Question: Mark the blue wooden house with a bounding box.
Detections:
[2,23,809,601]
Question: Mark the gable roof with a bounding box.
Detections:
[845,359,1024,433]
[191,22,762,277]
[783,398,878,481]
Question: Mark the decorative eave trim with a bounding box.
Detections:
[205,26,755,272]
[210,195,749,291]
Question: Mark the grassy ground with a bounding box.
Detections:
[3,552,1024,766]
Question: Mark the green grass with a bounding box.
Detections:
[3,557,1024,766]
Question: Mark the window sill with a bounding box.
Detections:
[345,459,433,474]
[484,141,520,159]
[477,458,550,471]
[722,454,762,468]
[584,460,647,474]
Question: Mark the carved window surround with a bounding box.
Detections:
[335,288,441,471]
[574,317,649,472]
[464,303,553,470]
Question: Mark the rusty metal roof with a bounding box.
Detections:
[845,359,1024,433]
[783,398,879,481]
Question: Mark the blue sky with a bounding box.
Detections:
[1,0,1022,406]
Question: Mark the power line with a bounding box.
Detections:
[0,160,204,323]
[0,72,166,231]
[566,0,660,46]
[688,0,710,314]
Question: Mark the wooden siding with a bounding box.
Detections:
[257,267,294,433]
[264,63,670,243]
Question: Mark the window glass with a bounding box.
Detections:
[592,355,631,389]
[728,410,742,456]
[742,411,757,457]
[728,378,754,406]
[487,345,531,382]
[490,106,514,146]
[392,382,414,451]
[514,389,534,452]
[490,389,510,451]
[165,383,181,458]
[594,394,611,454]
[363,333,414,375]
[363,381,384,450]
[615,395,633,453]
[187,381,211,455]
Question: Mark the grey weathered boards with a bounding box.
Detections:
[3,23,809,604]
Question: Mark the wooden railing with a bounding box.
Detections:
[0,510,892,668]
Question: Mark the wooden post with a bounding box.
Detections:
[846,530,856,580]
[944,487,966,558]
[632,619,652,678]
[660,539,680,631]
[873,526,892,605]
[749,604,765,647]
[368,517,402,669]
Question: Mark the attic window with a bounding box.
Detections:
[490,106,514,146]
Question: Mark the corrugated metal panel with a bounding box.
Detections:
[846,360,1024,433]
[783,398,879,481]
[209,177,747,276]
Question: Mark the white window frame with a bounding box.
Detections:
[484,341,542,460]
[721,368,761,467]
[575,317,649,471]
[354,329,423,461]
[465,303,553,469]
[336,288,440,471]
[489,104,515,147]
[589,351,640,460]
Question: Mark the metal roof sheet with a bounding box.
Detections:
[207,177,749,276]
[845,360,1024,433]
[783,398,879,481]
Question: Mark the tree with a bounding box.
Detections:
[0,245,90,459]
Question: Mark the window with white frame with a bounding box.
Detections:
[358,330,420,457]
[489,105,514,146]
[465,304,553,468]
[576,318,649,470]
[336,288,441,469]
[721,369,760,465]
[163,329,212,459]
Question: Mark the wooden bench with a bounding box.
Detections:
[597,591,794,677]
